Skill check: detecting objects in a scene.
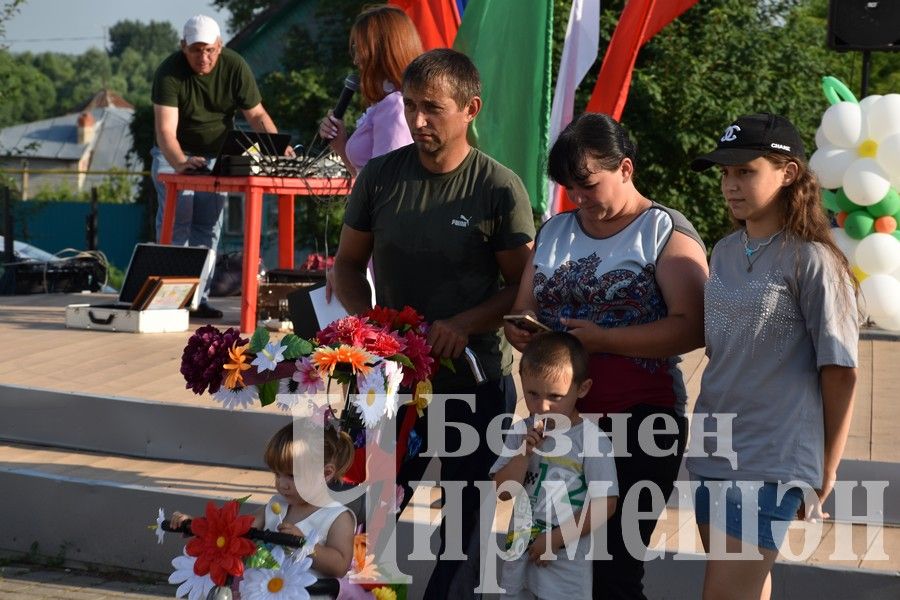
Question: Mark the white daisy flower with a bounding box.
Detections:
[252,340,287,373]
[168,549,215,600]
[810,94,900,203]
[353,366,388,427]
[239,556,316,600]
[212,384,258,410]
[155,508,166,544]
[383,360,404,420]
[276,377,302,412]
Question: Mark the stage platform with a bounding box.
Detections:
[0,292,897,598]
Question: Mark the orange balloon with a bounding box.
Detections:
[836,211,849,227]
[874,216,898,234]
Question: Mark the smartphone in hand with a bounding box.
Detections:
[503,314,551,334]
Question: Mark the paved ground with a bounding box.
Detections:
[0,564,171,599]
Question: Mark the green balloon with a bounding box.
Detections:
[844,210,875,239]
[867,188,900,218]
[894,230,900,243]
[821,189,839,212]
[822,76,859,105]
[835,188,860,213]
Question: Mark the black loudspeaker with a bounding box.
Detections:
[828,0,900,51]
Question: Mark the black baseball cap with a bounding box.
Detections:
[690,113,805,171]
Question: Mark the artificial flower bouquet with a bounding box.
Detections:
[179,305,440,482]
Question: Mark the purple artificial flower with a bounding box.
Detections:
[179,326,247,395]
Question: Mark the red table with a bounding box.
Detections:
[158,174,352,332]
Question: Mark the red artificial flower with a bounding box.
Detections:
[401,329,435,386]
[186,501,256,586]
[317,315,371,347]
[394,306,424,330]
[363,328,406,357]
[364,306,398,328]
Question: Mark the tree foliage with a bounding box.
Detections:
[0,0,23,47]
[30,170,137,203]
[108,20,178,58]
[211,0,272,32]
[258,0,364,144]
[573,0,897,247]
[1,20,180,127]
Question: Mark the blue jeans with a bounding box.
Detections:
[151,146,227,302]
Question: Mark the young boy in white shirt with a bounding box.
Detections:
[491,331,618,599]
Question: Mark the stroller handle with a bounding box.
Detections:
[162,519,306,548]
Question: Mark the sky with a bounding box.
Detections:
[3,0,233,55]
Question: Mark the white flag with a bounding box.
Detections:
[545,0,601,220]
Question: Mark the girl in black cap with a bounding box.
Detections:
[687,114,859,600]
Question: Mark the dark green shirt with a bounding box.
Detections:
[344,144,535,388]
[151,48,261,156]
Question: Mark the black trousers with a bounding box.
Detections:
[592,403,688,600]
[396,375,516,600]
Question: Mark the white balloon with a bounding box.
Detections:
[843,158,891,206]
[876,133,900,180]
[821,102,862,148]
[872,310,900,332]
[868,94,900,142]
[860,274,900,320]
[814,125,829,150]
[809,147,856,189]
[831,227,861,265]
[858,94,883,141]
[854,233,900,275]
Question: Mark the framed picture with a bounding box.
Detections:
[131,276,199,311]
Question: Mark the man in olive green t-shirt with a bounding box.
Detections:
[334,49,535,598]
[150,15,287,318]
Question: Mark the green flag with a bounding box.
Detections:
[453,0,553,214]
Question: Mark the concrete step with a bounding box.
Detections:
[0,441,272,573]
[0,384,290,468]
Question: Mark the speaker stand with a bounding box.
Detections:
[861,49,871,98]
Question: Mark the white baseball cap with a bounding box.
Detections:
[183,15,221,46]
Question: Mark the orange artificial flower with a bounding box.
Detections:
[311,345,373,376]
[222,343,251,389]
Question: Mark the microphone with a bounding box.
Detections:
[332,73,360,120]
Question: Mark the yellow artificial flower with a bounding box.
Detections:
[311,345,373,376]
[410,380,432,417]
[372,587,397,600]
[222,343,251,389]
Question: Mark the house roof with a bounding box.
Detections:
[80,89,134,111]
[226,0,295,52]
[0,103,135,170]
[226,0,316,76]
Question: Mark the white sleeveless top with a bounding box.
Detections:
[264,494,355,579]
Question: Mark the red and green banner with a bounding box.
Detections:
[453,0,554,214]
[552,0,698,213]
[389,0,461,50]
[586,0,698,118]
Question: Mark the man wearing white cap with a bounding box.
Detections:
[150,15,286,319]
